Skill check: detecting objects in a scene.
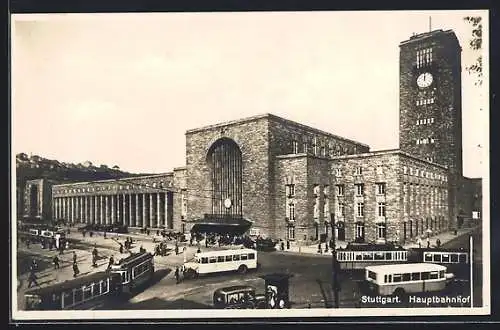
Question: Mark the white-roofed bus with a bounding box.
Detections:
[183,248,258,279]
[363,263,455,297]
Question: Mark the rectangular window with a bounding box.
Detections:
[335,168,342,177]
[286,184,295,198]
[288,203,295,220]
[433,254,441,263]
[336,184,344,196]
[248,253,255,260]
[378,202,386,217]
[233,254,240,261]
[292,140,299,154]
[355,184,364,196]
[402,273,411,282]
[356,223,364,239]
[429,271,439,280]
[337,202,345,217]
[209,257,217,263]
[355,167,363,175]
[241,254,248,261]
[224,255,232,262]
[377,223,386,239]
[201,257,208,264]
[288,225,295,240]
[411,272,421,281]
[217,256,225,262]
[393,274,402,283]
[368,271,377,280]
[376,183,386,195]
[421,272,430,280]
[303,141,308,154]
[357,202,364,217]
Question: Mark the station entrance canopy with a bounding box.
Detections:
[189,214,252,235]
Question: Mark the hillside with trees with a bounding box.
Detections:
[15,152,149,187]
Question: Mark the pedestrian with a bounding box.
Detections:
[103,231,107,239]
[73,251,77,264]
[53,255,60,269]
[197,247,201,253]
[119,243,124,254]
[318,243,322,254]
[108,256,114,269]
[426,237,430,248]
[436,238,441,248]
[286,240,290,250]
[281,241,285,251]
[157,230,160,236]
[31,259,38,272]
[175,267,180,284]
[27,269,38,288]
[72,261,79,277]
[417,237,422,248]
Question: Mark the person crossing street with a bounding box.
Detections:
[53,255,60,269]
[175,266,180,284]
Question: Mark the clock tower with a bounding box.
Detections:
[399,29,463,229]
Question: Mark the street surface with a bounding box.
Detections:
[15,225,483,310]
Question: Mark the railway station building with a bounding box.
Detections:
[30,29,481,245]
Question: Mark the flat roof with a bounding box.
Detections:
[399,29,460,47]
[193,248,257,258]
[365,263,447,274]
[185,113,370,148]
[53,173,173,187]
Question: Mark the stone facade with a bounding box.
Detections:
[22,178,55,222]
[399,29,463,229]
[51,173,184,230]
[185,114,369,238]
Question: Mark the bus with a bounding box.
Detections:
[24,271,121,310]
[183,248,258,279]
[110,251,155,293]
[363,263,455,296]
[336,243,408,270]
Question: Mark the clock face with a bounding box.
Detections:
[223,198,232,209]
[417,72,433,88]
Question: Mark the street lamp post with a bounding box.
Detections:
[330,213,339,308]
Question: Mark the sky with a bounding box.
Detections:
[11,10,488,177]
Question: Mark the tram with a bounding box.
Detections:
[23,252,155,310]
[24,271,121,310]
[109,251,155,293]
[335,243,408,270]
[335,243,470,275]
[407,248,469,278]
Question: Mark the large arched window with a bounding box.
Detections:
[207,138,243,217]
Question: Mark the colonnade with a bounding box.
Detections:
[52,192,173,229]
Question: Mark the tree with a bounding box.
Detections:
[463,16,482,86]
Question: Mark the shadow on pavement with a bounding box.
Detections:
[116,297,213,310]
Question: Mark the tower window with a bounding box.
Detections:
[378,202,386,217]
[355,167,363,175]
